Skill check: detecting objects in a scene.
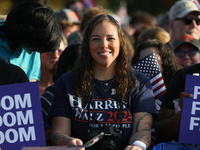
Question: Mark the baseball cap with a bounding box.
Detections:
[55,9,80,24]
[169,0,200,21]
[173,34,200,51]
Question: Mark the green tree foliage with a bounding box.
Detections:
[96,0,177,16]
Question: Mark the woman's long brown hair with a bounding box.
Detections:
[73,14,138,99]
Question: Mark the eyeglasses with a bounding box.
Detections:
[175,50,199,58]
[58,49,64,53]
[175,17,200,25]
[48,49,64,55]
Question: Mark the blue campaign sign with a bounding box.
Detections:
[179,75,200,145]
[0,82,46,150]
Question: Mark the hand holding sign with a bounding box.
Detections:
[179,75,200,145]
[179,92,193,110]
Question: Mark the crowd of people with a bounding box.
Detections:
[1,0,200,150]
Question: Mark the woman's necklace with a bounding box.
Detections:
[98,78,115,93]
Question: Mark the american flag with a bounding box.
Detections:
[133,51,166,112]
[81,0,97,8]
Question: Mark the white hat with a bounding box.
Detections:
[169,0,200,21]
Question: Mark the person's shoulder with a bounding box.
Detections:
[44,84,55,93]
[132,70,152,87]
[1,58,25,73]
[41,85,55,103]
[61,71,74,77]
[21,50,40,58]
[58,71,74,82]
[175,63,200,77]
[181,63,200,73]
[0,57,29,84]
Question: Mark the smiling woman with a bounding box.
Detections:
[48,14,157,150]
[89,20,120,69]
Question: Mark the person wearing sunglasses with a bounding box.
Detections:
[173,34,200,69]
[168,0,200,48]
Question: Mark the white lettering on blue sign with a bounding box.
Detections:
[189,117,200,130]
[1,96,14,110]
[191,101,200,115]
[14,93,32,109]
[0,93,32,110]
[190,101,200,131]
[0,110,34,127]
[16,110,34,125]
[0,93,36,144]
[5,129,18,143]
[18,126,36,142]
[3,112,16,127]
[0,126,36,144]
[194,86,200,99]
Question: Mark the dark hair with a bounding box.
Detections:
[74,14,137,99]
[52,44,81,83]
[1,0,62,52]
[129,10,153,26]
[132,39,179,87]
[158,12,169,27]
[80,6,108,32]
[123,30,135,62]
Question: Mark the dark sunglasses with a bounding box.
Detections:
[175,50,199,58]
[175,17,200,25]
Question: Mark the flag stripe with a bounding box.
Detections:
[153,85,166,97]
[151,78,164,89]
[155,89,166,100]
[151,73,162,82]
[153,82,165,93]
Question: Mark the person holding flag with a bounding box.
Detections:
[132,39,178,94]
[132,39,179,149]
